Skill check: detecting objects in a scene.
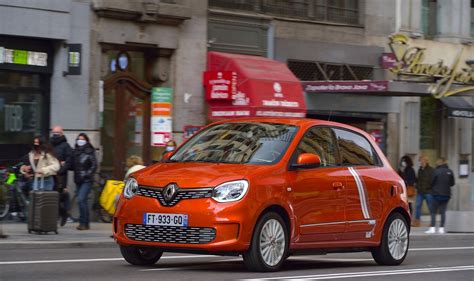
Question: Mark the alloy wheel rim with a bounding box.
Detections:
[259,219,286,266]
[387,218,408,260]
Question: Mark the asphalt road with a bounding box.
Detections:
[1,237,473,281]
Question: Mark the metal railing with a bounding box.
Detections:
[209,0,361,25]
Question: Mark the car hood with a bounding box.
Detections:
[133,162,268,188]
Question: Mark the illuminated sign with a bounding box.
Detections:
[388,33,474,98]
[0,46,47,67]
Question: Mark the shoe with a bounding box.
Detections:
[60,215,67,227]
[412,219,420,227]
[425,227,436,234]
[438,227,445,234]
[77,224,88,230]
[66,218,74,223]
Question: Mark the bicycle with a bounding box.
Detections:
[0,164,29,221]
[69,172,113,223]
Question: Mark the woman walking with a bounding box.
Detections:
[20,136,60,191]
[69,133,97,230]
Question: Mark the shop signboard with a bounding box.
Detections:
[151,87,173,147]
[0,47,47,67]
[203,71,237,100]
[303,81,388,93]
[380,53,398,69]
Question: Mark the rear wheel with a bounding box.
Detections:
[243,212,289,272]
[120,245,163,266]
[372,212,409,265]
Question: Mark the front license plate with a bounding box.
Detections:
[143,213,188,227]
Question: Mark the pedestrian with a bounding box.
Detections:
[398,155,416,215]
[125,155,145,179]
[69,133,97,230]
[20,136,60,191]
[50,126,73,226]
[426,158,455,234]
[413,155,434,227]
[162,139,177,161]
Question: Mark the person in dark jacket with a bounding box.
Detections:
[398,155,416,215]
[69,133,97,230]
[414,156,434,227]
[426,158,455,234]
[50,126,73,226]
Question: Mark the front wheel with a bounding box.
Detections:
[243,212,289,272]
[120,245,163,266]
[372,212,409,265]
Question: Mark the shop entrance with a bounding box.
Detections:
[102,72,152,179]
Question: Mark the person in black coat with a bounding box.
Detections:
[426,158,455,234]
[398,155,416,215]
[50,126,73,226]
[69,133,97,230]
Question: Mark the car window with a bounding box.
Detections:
[169,122,297,165]
[295,127,337,167]
[333,128,378,166]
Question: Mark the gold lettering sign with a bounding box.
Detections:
[388,33,474,98]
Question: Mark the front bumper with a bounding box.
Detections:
[113,194,253,252]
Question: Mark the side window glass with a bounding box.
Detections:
[296,127,337,167]
[334,128,377,166]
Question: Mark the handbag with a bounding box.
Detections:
[406,185,415,197]
[100,180,125,215]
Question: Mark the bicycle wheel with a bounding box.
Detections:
[0,184,10,220]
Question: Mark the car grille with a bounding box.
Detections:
[124,224,216,244]
[137,186,213,207]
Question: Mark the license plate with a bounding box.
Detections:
[143,213,188,227]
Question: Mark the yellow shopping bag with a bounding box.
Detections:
[100,180,125,215]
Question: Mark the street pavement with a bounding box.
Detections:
[0,219,473,281]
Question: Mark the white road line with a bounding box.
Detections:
[242,265,474,280]
[1,246,473,265]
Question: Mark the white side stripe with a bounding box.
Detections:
[348,167,370,219]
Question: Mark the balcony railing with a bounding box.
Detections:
[209,0,361,25]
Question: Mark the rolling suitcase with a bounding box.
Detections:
[28,190,59,234]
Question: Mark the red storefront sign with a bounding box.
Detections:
[203,71,237,100]
[205,52,306,119]
[380,53,398,69]
[303,81,389,93]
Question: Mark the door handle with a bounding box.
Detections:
[332,182,344,190]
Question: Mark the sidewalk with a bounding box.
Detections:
[0,219,473,250]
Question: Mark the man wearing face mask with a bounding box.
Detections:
[49,126,73,226]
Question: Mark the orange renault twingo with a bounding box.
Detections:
[114,118,410,272]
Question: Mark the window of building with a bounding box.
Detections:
[287,60,374,81]
[209,0,361,25]
[296,127,337,167]
[333,128,378,166]
[422,0,438,38]
[471,0,474,37]
[420,97,441,159]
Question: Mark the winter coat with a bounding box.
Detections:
[50,135,73,176]
[399,166,416,186]
[69,144,97,184]
[432,164,455,197]
[22,151,60,177]
[416,164,434,194]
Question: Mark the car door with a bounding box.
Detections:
[288,127,346,242]
[332,128,384,240]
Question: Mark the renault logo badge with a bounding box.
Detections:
[163,183,178,202]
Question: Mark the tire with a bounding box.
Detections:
[120,245,163,266]
[372,212,409,265]
[243,212,289,272]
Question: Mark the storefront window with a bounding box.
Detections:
[420,97,441,160]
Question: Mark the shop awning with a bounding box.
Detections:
[204,52,306,119]
[441,96,474,118]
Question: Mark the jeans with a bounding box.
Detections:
[415,193,434,220]
[29,176,55,191]
[431,196,450,227]
[76,182,92,226]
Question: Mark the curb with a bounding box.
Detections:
[0,240,117,250]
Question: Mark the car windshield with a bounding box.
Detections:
[169,122,297,164]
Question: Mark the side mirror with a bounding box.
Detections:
[162,151,173,162]
[290,153,321,170]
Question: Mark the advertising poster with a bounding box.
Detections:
[151,87,173,146]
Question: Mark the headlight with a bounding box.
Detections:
[212,180,249,203]
[124,177,139,199]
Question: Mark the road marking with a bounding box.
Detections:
[0,246,473,265]
[242,265,474,280]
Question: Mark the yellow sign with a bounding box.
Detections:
[388,33,474,98]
